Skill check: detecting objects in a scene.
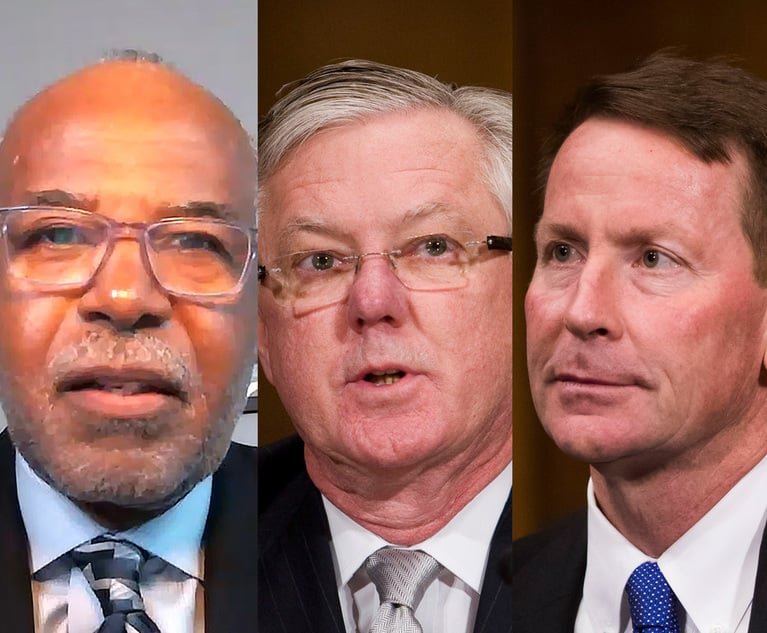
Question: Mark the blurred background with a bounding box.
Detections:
[0,1,258,445]
[512,0,767,538]
[257,0,513,445]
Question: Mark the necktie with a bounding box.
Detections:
[625,562,681,633]
[71,535,161,633]
[364,548,442,633]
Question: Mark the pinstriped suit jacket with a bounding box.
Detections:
[0,430,257,633]
[258,435,512,633]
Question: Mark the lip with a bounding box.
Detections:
[55,366,188,417]
[348,364,418,386]
[552,372,639,388]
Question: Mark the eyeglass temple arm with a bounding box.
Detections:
[486,235,512,251]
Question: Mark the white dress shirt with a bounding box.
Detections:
[323,462,511,633]
[575,453,767,633]
[16,453,210,633]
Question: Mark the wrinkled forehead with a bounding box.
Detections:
[0,109,256,223]
[258,109,503,249]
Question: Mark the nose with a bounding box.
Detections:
[346,254,409,330]
[563,260,623,340]
[78,239,172,331]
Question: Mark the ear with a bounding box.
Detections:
[258,312,274,384]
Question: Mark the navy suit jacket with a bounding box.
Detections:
[0,430,257,633]
[511,511,767,633]
[258,435,512,633]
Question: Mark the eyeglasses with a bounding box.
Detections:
[0,206,256,299]
[258,233,512,312]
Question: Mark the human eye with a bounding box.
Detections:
[403,234,462,259]
[292,250,349,273]
[636,248,680,270]
[18,222,91,250]
[172,231,227,254]
[542,241,582,264]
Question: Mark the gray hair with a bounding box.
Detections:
[101,48,166,64]
[258,59,513,230]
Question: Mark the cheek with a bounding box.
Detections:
[176,303,257,402]
[0,294,71,382]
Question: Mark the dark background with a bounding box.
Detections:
[257,0,513,445]
[512,0,767,538]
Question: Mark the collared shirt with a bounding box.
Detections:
[16,452,210,633]
[575,453,767,633]
[323,462,511,633]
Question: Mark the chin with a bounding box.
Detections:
[23,435,212,510]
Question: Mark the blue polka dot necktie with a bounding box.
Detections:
[365,548,442,633]
[625,562,681,633]
[71,535,161,633]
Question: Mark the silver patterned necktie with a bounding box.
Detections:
[364,548,442,633]
[71,535,161,633]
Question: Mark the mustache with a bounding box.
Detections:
[47,331,195,394]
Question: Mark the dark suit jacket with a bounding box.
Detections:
[511,510,767,633]
[258,435,512,633]
[0,430,257,633]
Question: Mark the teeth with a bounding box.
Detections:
[367,371,404,385]
[97,381,149,395]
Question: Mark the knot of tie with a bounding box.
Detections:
[71,535,160,633]
[364,548,442,633]
[625,561,681,633]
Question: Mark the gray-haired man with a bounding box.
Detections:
[258,60,513,633]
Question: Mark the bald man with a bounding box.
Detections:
[0,52,257,632]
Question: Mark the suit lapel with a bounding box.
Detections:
[473,491,512,633]
[259,474,345,633]
[0,431,34,633]
[204,442,258,633]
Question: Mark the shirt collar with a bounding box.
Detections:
[581,452,767,632]
[16,451,211,579]
[323,461,511,593]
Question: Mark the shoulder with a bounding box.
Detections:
[258,435,318,544]
[513,510,587,574]
[511,511,587,632]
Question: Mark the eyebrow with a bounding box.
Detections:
[536,219,687,247]
[23,189,95,209]
[161,201,238,222]
[21,191,238,222]
[277,202,475,249]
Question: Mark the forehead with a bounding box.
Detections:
[260,108,505,248]
[2,111,254,222]
[541,118,747,236]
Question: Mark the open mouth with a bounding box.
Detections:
[364,370,406,386]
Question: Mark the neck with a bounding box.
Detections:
[307,430,512,545]
[77,501,166,532]
[592,418,767,557]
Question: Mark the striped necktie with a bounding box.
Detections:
[71,535,161,633]
[365,548,442,633]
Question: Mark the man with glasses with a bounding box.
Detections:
[258,60,513,633]
[0,52,258,631]
[514,53,767,632]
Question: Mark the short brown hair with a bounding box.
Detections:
[540,51,767,284]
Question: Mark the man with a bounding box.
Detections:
[257,60,513,633]
[514,53,767,632]
[0,52,258,632]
